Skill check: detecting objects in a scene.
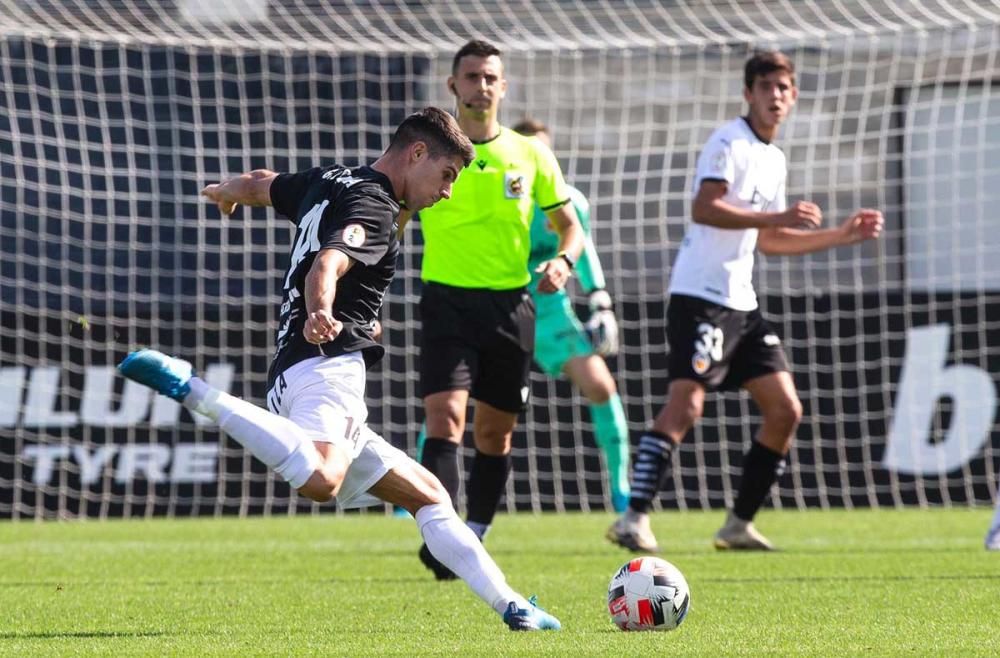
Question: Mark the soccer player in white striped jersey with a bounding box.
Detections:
[607,51,884,553]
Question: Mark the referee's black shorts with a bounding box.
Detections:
[419,282,535,413]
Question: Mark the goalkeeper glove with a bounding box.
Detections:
[584,289,619,356]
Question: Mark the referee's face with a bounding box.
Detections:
[449,55,506,118]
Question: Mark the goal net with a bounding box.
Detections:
[2,0,999,518]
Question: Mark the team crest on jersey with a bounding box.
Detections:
[711,150,728,175]
[505,172,525,199]
[343,223,366,247]
[692,353,711,375]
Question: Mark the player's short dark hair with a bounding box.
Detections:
[512,117,548,137]
[388,107,475,167]
[744,51,796,89]
[452,39,502,75]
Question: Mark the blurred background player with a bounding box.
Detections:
[415,40,584,579]
[407,118,632,515]
[120,108,560,631]
[513,118,630,512]
[607,51,884,553]
[986,500,1000,550]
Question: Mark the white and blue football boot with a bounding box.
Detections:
[502,596,561,631]
[118,348,194,402]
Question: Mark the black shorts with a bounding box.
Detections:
[419,282,535,413]
[666,294,789,392]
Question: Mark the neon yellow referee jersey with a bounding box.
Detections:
[419,127,570,289]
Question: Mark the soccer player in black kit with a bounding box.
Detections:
[119,108,562,631]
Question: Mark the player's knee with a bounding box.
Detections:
[767,396,803,434]
[679,396,705,425]
[426,399,466,439]
[299,460,348,503]
[580,374,615,403]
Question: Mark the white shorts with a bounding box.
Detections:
[266,354,407,509]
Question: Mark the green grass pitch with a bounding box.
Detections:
[1,508,996,656]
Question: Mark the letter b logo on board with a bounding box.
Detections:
[883,324,997,474]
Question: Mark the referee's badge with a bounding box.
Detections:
[505,172,525,199]
[343,223,366,247]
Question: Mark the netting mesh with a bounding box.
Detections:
[2,0,1000,518]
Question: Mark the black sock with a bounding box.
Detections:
[420,438,460,510]
[733,442,786,521]
[627,431,676,514]
[465,451,512,527]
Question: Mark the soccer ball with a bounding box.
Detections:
[607,556,690,631]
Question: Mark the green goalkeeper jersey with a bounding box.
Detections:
[419,127,570,289]
[528,185,606,294]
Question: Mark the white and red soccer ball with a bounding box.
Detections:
[607,556,690,631]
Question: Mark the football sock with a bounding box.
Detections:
[420,438,461,509]
[589,394,631,504]
[182,377,320,489]
[732,441,787,521]
[415,502,529,615]
[989,497,1000,534]
[414,422,428,462]
[628,431,676,514]
[465,451,512,539]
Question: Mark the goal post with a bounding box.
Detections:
[2,1,1000,518]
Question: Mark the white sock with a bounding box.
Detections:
[415,503,529,615]
[183,377,319,489]
[990,498,1000,533]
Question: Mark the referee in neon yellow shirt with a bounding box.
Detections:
[416,40,584,580]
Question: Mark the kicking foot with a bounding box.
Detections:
[118,348,193,402]
[503,596,561,631]
[418,542,457,581]
[606,511,659,553]
[713,511,775,551]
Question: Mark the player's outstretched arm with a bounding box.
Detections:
[757,208,883,255]
[693,181,823,230]
[201,169,278,216]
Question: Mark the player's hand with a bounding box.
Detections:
[304,310,342,344]
[776,201,822,229]
[371,320,383,342]
[585,289,619,356]
[201,184,238,216]
[839,208,884,245]
[535,257,572,294]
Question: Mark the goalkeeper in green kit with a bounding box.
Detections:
[409,118,631,513]
[515,118,631,512]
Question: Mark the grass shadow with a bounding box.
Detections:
[0,630,168,640]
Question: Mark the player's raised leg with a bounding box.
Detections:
[367,454,560,631]
[118,348,346,502]
[607,379,703,553]
[713,371,801,551]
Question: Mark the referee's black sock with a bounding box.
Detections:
[732,441,787,522]
[627,431,676,515]
[465,451,512,540]
[420,438,461,510]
